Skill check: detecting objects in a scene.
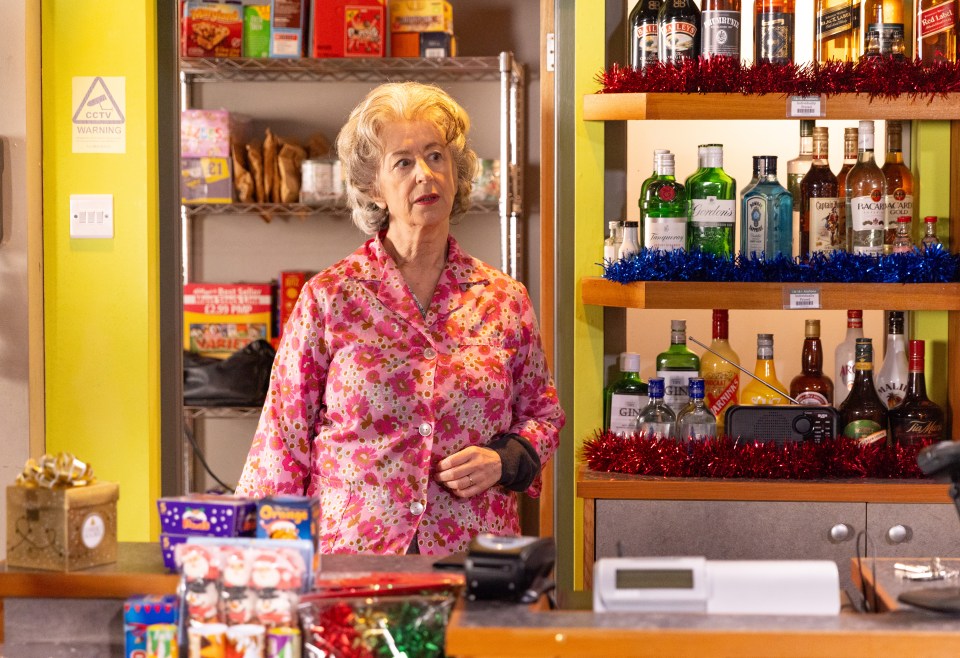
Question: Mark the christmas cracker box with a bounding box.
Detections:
[123,594,179,658]
[6,481,119,571]
[310,0,386,58]
[183,283,273,357]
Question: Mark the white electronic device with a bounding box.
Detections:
[593,557,840,616]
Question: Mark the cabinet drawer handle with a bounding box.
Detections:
[886,524,912,544]
[829,523,852,543]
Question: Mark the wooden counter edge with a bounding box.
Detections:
[0,568,178,599]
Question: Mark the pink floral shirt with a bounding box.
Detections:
[236,234,564,555]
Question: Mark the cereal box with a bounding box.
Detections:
[157,494,257,536]
[183,283,273,357]
[243,4,272,58]
[270,0,308,57]
[123,594,179,658]
[182,1,243,58]
[310,0,386,58]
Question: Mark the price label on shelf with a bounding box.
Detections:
[783,287,821,309]
[787,95,825,118]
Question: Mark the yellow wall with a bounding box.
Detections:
[42,0,160,541]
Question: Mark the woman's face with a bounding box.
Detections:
[374,119,456,233]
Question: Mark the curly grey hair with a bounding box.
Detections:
[335,81,478,234]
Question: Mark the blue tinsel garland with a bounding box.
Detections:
[602,248,960,284]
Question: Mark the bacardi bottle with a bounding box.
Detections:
[834,309,865,406]
[686,144,737,258]
[701,309,740,436]
[701,0,742,59]
[882,121,913,255]
[815,0,862,62]
[790,319,834,405]
[656,319,701,416]
[636,377,677,440]
[604,351,649,436]
[754,0,796,64]
[838,338,888,443]
[677,378,718,442]
[629,0,664,68]
[876,311,908,409]
[658,0,701,64]
[863,0,907,59]
[888,340,945,445]
[846,120,886,256]
[917,0,957,64]
[800,126,843,256]
[642,152,688,252]
[741,333,789,405]
[787,120,816,258]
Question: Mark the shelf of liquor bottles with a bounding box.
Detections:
[583,93,960,122]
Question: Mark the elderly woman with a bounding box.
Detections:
[235,81,564,555]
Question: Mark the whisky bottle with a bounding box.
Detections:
[656,319,701,416]
[834,309,864,406]
[677,378,718,442]
[642,152,688,252]
[701,309,740,436]
[701,0,742,59]
[686,145,737,258]
[755,0,796,64]
[846,120,886,256]
[604,352,649,436]
[881,121,913,255]
[790,319,834,405]
[838,338,889,443]
[629,0,664,68]
[888,340,945,445]
[787,120,816,258]
[863,0,907,58]
[741,155,793,259]
[741,333,789,405]
[658,0,701,64]
[815,0,862,62]
[876,311,908,409]
[837,126,858,248]
[636,377,677,440]
[800,126,843,256]
[917,0,957,64]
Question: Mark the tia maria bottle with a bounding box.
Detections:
[629,0,663,68]
[888,339,945,445]
[658,0,701,64]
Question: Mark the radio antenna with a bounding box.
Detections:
[688,335,800,405]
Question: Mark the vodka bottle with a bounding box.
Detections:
[881,121,913,255]
[636,377,677,440]
[787,120,815,258]
[604,352,649,435]
[834,309,865,406]
[888,340,946,445]
[846,120,886,256]
[863,0,907,58]
[686,144,736,258]
[642,152,688,252]
[656,319,701,416]
[917,0,957,64]
[921,215,942,251]
[741,155,793,259]
[629,0,664,68]
[800,126,843,256]
[876,311,909,409]
[838,338,888,443]
[741,333,789,405]
[658,0,701,64]
[790,319,834,405]
[815,0,862,62]
[755,0,796,64]
[701,309,740,436]
[677,378,718,442]
[701,0,742,59]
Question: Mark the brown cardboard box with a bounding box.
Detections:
[6,481,119,571]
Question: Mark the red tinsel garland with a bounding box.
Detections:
[597,57,960,99]
[582,430,930,480]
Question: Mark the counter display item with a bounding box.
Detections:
[123,594,179,658]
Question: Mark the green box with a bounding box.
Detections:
[243,5,271,58]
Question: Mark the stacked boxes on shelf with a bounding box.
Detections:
[389,0,454,57]
[157,494,257,570]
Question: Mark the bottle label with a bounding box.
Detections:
[876,381,908,409]
[691,197,735,226]
[850,191,885,254]
[702,10,741,57]
[705,372,739,419]
[636,22,660,63]
[919,3,956,39]
[609,392,650,436]
[866,23,905,55]
[644,216,686,252]
[661,20,698,61]
[744,196,768,255]
[892,419,945,445]
[808,197,843,253]
[842,419,885,443]
[885,190,913,227]
[818,3,860,39]
[657,369,698,414]
[756,12,795,63]
[796,390,829,405]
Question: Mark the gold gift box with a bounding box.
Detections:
[6,481,119,571]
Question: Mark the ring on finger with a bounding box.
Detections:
[467,474,475,486]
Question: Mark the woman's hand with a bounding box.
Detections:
[435,446,502,498]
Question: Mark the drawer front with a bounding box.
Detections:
[867,502,960,559]
[595,499,865,593]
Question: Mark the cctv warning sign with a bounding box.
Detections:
[72,76,126,153]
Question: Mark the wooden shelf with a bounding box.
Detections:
[581,277,960,311]
[578,468,950,504]
[583,92,960,121]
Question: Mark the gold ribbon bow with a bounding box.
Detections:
[16,452,95,488]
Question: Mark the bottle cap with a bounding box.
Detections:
[703,147,723,168]
[925,216,938,223]
[889,311,904,333]
[805,319,820,338]
[859,120,875,133]
[897,215,910,224]
[909,339,924,372]
[844,127,859,139]
[887,120,902,136]
[854,337,873,365]
[648,377,665,398]
[848,309,863,318]
[620,352,641,372]
[671,319,686,331]
[800,120,815,136]
[688,377,705,399]
[757,333,773,347]
[623,220,639,227]
[756,155,777,176]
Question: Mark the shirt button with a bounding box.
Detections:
[410,501,425,515]
[424,347,437,360]
[418,422,432,436]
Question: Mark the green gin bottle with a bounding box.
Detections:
[641,152,687,252]
[686,144,737,258]
[656,319,701,415]
[604,352,649,436]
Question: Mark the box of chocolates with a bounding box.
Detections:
[157,494,257,537]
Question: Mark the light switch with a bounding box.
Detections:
[70,194,114,239]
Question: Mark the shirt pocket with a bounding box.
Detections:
[454,336,516,404]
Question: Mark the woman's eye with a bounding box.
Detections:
[428,151,444,162]
[394,158,411,169]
